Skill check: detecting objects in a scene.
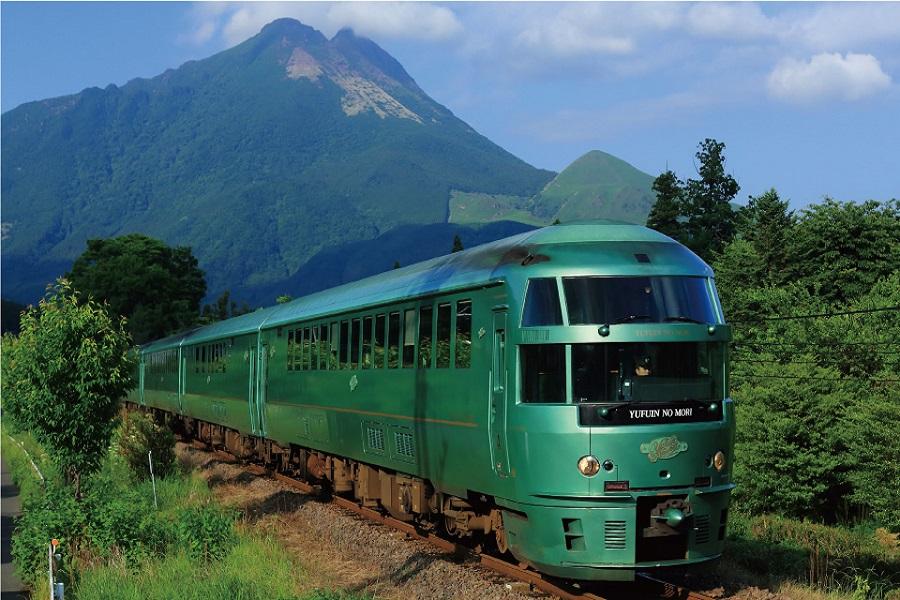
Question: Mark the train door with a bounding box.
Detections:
[490,309,511,477]
[249,339,268,437]
[178,347,186,414]
[138,359,145,406]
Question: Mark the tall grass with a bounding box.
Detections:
[726,512,900,599]
[3,427,370,600]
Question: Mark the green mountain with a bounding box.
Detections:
[1,18,554,305]
[450,150,656,226]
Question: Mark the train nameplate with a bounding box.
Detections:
[578,401,721,427]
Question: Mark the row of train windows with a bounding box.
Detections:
[194,342,228,374]
[147,349,177,376]
[286,299,472,371]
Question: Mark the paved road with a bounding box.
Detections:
[1,458,28,599]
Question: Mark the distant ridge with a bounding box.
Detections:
[450,150,656,227]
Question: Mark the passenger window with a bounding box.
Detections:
[456,299,472,368]
[522,278,563,326]
[388,312,400,368]
[351,318,361,369]
[521,344,566,403]
[436,303,452,368]
[318,325,328,370]
[286,331,295,371]
[362,316,373,369]
[340,321,350,369]
[374,314,386,369]
[303,327,312,370]
[403,309,416,368]
[419,306,433,368]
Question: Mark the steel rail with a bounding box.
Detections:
[190,441,715,600]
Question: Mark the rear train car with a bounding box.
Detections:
[131,221,735,581]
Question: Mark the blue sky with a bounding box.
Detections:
[3,2,898,209]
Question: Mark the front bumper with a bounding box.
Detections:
[500,486,733,581]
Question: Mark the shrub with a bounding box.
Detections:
[173,504,237,561]
[11,481,85,588]
[117,411,176,481]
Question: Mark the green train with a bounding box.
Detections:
[131,221,735,581]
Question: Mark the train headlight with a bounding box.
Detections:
[713,451,727,472]
[577,455,600,477]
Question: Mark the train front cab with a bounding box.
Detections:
[499,271,735,581]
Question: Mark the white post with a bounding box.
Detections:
[148,450,158,510]
[48,542,54,600]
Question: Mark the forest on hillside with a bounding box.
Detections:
[648,140,899,594]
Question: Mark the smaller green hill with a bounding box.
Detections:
[532,150,656,223]
[449,150,656,227]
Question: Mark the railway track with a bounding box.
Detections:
[189,440,716,600]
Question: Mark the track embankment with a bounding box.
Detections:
[177,442,787,600]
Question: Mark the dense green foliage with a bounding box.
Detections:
[117,411,177,481]
[713,199,900,531]
[646,139,739,260]
[2,18,553,306]
[4,426,369,600]
[1,280,134,494]
[200,290,253,324]
[67,234,206,344]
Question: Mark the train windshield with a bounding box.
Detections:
[571,342,719,403]
[562,276,716,325]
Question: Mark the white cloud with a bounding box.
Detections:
[510,3,690,59]
[326,3,461,41]
[686,3,779,39]
[767,53,892,104]
[788,3,900,51]
[183,2,462,47]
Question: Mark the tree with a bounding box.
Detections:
[67,234,206,344]
[646,170,684,241]
[276,294,293,304]
[736,189,794,284]
[787,199,899,306]
[392,261,401,269]
[200,290,252,324]
[451,234,464,253]
[1,279,134,496]
[682,139,739,260]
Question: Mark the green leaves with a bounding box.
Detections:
[1,279,134,495]
[645,139,739,261]
[67,234,206,344]
[715,200,900,531]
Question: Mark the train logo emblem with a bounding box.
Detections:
[640,436,688,462]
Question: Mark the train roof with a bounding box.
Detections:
[140,221,707,352]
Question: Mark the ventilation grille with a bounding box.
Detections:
[563,518,585,551]
[604,520,627,550]
[695,514,711,544]
[395,432,415,457]
[367,427,385,451]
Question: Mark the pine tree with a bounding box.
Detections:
[682,139,739,261]
[738,189,794,284]
[451,234,464,253]
[647,170,684,241]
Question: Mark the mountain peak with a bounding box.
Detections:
[260,18,326,43]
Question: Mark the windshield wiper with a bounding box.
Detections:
[664,315,705,324]
[613,314,653,324]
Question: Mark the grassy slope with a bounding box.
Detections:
[449,151,657,228]
[1,427,370,600]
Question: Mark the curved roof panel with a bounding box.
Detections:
[140,222,703,352]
